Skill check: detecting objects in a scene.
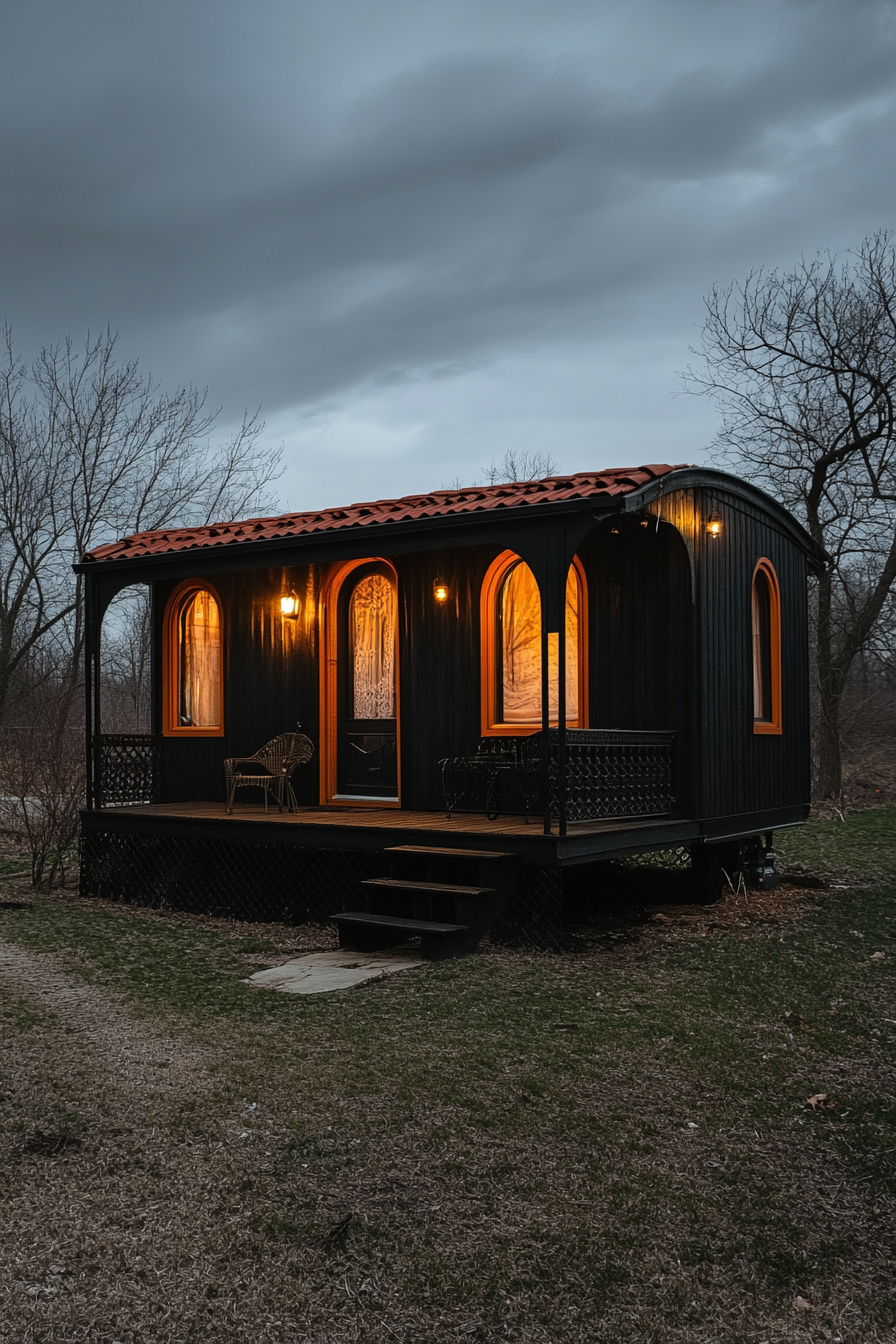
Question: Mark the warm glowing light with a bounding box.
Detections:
[280,591,300,618]
[707,511,723,538]
[433,581,449,604]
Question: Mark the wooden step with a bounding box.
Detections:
[334,911,469,936]
[334,908,475,960]
[361,877,495,898]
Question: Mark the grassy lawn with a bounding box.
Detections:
[0,810,894,1343]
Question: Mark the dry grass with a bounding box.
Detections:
[0,809,894,1342]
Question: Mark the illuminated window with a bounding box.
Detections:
[350,572,396,720]
[481,551,586,734]
[164,582,223,735]
[752,559,781,734]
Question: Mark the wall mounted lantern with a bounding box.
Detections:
[706,511,723,539]
[280,590,301,618]
[433,580,449,604]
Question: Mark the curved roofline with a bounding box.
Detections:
[623,467,828,567]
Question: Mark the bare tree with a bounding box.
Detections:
[685,232,896,800]
[481,449,559,485]
[442,450,559,492]
[100,586,153,732]
[0,326,282,728]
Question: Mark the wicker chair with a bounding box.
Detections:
[224,732,314,814]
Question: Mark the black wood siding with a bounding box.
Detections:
[692,489,811,820]
[394,545,501,810]
[153,565,321,805]
[579,517,694,816]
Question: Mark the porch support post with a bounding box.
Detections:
[556,565,568,838]
[92,579,103,810]
[540,610,551,836]
[84,574,95,809]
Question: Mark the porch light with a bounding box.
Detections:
[280,590,300,618]
[707,511,723,539]
[433,580,449,604]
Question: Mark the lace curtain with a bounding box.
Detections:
[351,573,396,719]
[179,589,221,727]
[501,562,579,723]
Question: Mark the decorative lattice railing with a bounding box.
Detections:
[441,729,674,825]
[95,734,162,807]
[531,728,674,823]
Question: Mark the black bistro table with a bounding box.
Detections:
[439,740,541,821]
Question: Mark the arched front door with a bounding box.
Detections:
[324,560,399,803]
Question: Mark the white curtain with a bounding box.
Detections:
[501,562,578,723]
[180,590,221,727]
[351,573,396,719]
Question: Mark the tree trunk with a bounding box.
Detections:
[814,687,843,801]
[812,554,842,800]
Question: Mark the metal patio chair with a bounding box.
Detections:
[224,732,314,814]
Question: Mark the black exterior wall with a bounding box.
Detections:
[580,517,694,817]
[643,484,812,824]
[152,564,322,806]
[695,489,811,822]
[393,544,500,811]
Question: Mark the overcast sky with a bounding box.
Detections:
[2,0,895,512]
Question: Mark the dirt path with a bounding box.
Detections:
[0,940,268,1344]
[0,935,214,1101]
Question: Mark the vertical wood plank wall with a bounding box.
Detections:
[154,565,322,805]
[647,487,811,820]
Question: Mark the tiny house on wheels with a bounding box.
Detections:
[77,464,824,953]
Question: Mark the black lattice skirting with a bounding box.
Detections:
[80,828,388,924]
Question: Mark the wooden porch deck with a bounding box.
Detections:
[85,801,702,866]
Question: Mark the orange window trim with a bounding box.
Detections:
[318,557,401,808]
[162,578,225,737]
[480,550,588,736]
[752,558,782,736]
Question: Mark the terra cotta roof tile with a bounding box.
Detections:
[83,463,685,563]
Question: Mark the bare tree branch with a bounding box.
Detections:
[683,232,896,799]
[0,326,282,726]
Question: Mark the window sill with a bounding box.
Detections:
[163,726,225,738]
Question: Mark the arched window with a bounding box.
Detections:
[481,551,587,734]
[751,559,781,735]
[163,581,224,736]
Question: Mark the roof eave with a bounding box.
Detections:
[74,490,624,574]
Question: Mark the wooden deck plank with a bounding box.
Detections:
[98,800,681,840]
[83,800,703,864]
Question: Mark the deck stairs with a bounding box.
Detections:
[333,845,519,959]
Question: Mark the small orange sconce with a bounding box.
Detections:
[707,511,723,538]
[433,580,449,604]
[280,590,300,619]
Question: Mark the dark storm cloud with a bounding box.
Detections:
[1,0,895,496]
